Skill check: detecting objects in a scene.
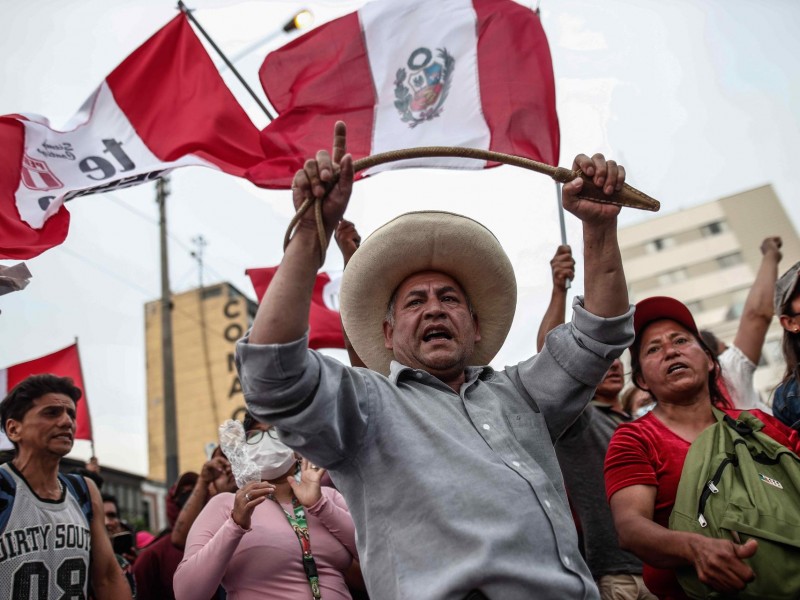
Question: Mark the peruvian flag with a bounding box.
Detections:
[246,0,559,188]
[246,267,346,350]
[0,13,265,260]
[0,343,92,451]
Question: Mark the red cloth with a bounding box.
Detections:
[246,267,345,350]
[246,0,559,188]
[1,343,92,441]
[605,409,799,599]
[0,14,264,259]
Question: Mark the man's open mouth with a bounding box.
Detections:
[422,329,453,342]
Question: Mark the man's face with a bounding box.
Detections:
[595,359,624,400]
[636,319,714,402]
[5,393,76,457]
[104,501,122,535]
[383,271,480,379]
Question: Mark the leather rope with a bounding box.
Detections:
[283,146,661,263]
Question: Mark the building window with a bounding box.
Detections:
[201,285,223,300]
[657,268,688,286]
[700,221,728,237]
[645,236,675,254]
[717,252,743,269]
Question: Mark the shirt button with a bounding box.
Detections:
[544,499,551,508]
[415,372,423,379]
[482,424,491,431]
[512,461,521,467]
[563,556,571,566]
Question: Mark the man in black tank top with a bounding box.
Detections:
[0,374,132,599]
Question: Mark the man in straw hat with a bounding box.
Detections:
[236,122,634,600]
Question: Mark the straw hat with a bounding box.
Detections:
[340,211,516,375]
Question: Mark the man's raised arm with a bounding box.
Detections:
[249,122,353,345]
[563,153,629,318]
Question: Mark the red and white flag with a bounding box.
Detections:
[0,343,92,451]
[246,0,559,188]
[246,267,346,350]
[0,13,265,260]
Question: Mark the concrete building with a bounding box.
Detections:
[145,282,257,482]
[619,185,800,405]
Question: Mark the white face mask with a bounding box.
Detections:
[243,433,296,481]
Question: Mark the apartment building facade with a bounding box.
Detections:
[619,185,800,404]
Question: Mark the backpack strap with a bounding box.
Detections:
[0,465,17,534]
[60,472,94,526]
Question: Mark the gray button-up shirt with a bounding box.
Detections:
[237,297,634,600]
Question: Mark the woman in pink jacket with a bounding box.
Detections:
[174,415,360,600]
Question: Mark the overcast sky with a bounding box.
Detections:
[1,0,798,475]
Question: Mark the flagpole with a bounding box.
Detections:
[554,181,571,290]
[73,337,96,458]
[177,1,275,121]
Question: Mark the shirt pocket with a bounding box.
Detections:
[505,411,550,450]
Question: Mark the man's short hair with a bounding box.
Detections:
[0,374,81,440]
[102,493,120,515]
[699,329,723,356]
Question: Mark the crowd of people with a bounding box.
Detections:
[1,121,799,599]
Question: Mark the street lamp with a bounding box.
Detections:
[284,9,313,33]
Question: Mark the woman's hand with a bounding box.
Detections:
[289,458,326,507]
[231,481,275,530]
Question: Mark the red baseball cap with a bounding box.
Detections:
[633,296,699,341]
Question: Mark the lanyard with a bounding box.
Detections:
[275,495,322,599]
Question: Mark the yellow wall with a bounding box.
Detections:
[145,284,252,482]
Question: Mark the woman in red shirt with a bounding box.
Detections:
[604,296,800,600]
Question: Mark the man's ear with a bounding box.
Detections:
[473,313,481,343]
[4,419,22,443]
[383,321,394,350]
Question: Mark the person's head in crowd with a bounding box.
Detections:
[102,493,124,535]
[773,261,800,429]
[699,329,727,357]
[630,296,729,408]
[594,358,625,403]
[0,373,81,454]
[776,261,800,381]
[620,385,655,417]
[166,471,199,528]
[341,212,516,389]
[136,530,155,550]
[205,445,236,496]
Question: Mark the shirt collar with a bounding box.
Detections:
[389,361,494,385]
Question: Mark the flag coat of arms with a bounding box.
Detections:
[0,13,265,259]
[246,267,346,350]
[247,0,559,188]
[0,344,92,451]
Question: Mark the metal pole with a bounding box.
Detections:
[554,181,571,290]
[157,176,179,485]
[177,1,275,121]
[73,337,96,458]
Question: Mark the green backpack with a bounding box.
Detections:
[669,408,800,599]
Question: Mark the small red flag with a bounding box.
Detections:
[0,343,93,443]
[246,267,346,350]
[0,14,265,259]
